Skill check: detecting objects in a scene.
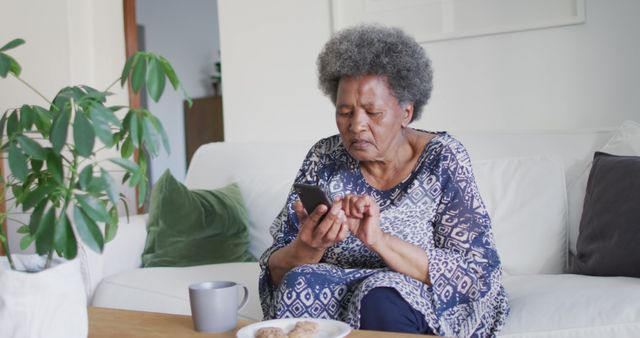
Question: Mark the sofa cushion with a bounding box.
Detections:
[235,173,294,259]
[568,121,640,255]
[500,274,640,337]
[91,262,262,321]
[142,171,255,267]
[473,156,567,275]
[572,152,640,277]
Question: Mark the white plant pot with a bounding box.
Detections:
[0,254,88,338]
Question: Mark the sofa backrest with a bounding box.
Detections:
[185,130,614,275]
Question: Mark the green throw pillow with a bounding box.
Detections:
[142,170,256,267]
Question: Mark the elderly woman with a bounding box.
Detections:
[259,25,509,337]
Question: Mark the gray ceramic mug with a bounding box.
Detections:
[188,281,249,332]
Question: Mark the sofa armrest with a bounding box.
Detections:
[79,214,148,301]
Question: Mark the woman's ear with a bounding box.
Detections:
[402,103,414,128]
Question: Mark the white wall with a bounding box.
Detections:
[218,0,336,143]
[218,0,640,143]
[137,0,221,183]
[0,0,131,253]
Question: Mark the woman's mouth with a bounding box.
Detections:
[350,139,372,149]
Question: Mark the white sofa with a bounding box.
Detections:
[85,127,640,337]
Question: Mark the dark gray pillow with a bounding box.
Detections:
[572,152,640,277]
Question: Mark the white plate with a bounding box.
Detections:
[236,318,352,338]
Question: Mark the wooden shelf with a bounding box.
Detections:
[184,95,224,166]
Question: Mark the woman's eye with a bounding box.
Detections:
[337,111,352,117]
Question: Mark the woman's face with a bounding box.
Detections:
[335,75,412,162]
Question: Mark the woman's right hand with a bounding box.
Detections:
[292,199,350,254]
[267,199,350,285]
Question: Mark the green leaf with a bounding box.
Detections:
[181,85,192,108]
[88,103,120,147]
[0,53,9,78]
[19,234,34,251]
[0,53,21,78]
[16,135,46,160]
[29,200,47,235]
[6,110,20,137]
[8,143,28,181]
[158,55,180,90]
[120,194,131,223]
[0,113,7,141]
[46,152,64,183]
[121,135,134,158]
[76,194,110,223]
[110,158,139,173]
[54,214,77,259]
[86,176,107,195]
[8,54,21,77]
[120,53,138,87]
[78,164,93,190]
[80,85,109,103]
[91,102,121,127]
[101,168,118,205]
[11,185,24,205]
[129,111,141,148]
[146,56,166,102]
[22,183,57,211]
[147,114,170,154]
[129,170,143,188]
[141,115,160,156]
[20,105,35,130]
[17,225,30,234]
[33,106,53,136]
[104,206,118,243]
[121,171,132,185]
[73,205,104,253]
[35,207,55,255]
[0,38,25,52]
[137,175,148,207]
[50,109,70,154]
[31,159,43,172]
[73,110,95,157]
[131,54,146,93]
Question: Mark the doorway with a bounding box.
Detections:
[123,0,224,200]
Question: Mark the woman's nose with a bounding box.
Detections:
[349,110,367,132]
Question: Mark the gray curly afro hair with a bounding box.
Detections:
[317,24,433,122]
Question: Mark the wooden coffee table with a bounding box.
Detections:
[89,307,436,337]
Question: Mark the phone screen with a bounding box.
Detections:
[293,183,332,215]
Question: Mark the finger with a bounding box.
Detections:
[314,202,342,236]
[353,196,371,216]
[307,203,329,228]
[337,222,349,241]
[342,194,353,217]
[293,200,310,229]
[324,210,344,241]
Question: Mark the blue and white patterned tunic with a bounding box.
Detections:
[259,132,509,337]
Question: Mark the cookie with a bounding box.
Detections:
[255,327,287,338]
[287,321,319,338]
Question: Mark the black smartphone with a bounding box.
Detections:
[293,183,333,215]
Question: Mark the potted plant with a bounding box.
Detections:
[0,38,189,337]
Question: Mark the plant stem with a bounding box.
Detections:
[0,225,16,270]
[44,250,53,269]
[46,140,79,268]
[11,74,53,106]
[104,77,120,93]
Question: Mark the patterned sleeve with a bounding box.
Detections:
[257,139,328,319]
[427,140,509,337]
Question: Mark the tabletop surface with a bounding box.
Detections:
[88,307,436,338]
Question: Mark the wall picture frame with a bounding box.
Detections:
[331,0,586,43]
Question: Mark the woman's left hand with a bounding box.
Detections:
[342,194,386,249]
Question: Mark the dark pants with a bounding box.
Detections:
[359,287,435,335]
